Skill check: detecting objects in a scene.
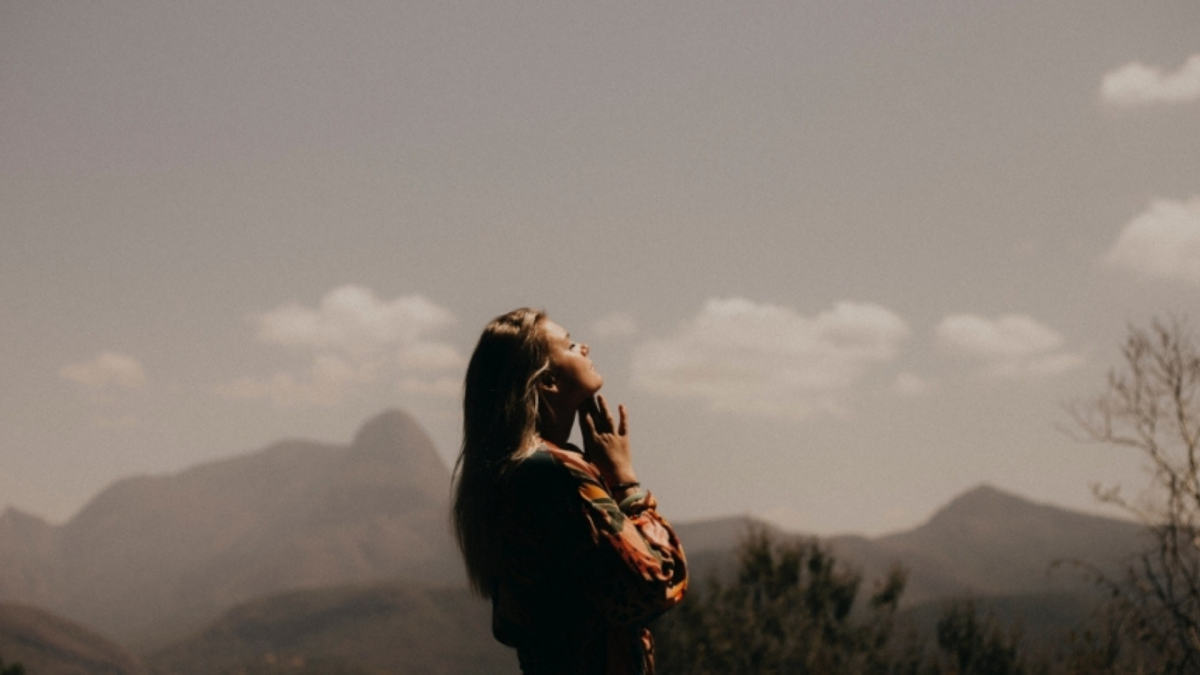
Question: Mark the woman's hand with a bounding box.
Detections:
[580,394,639,490]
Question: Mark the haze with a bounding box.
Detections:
[3,1,1199,535]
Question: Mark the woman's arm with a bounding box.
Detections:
[547,399,689,627]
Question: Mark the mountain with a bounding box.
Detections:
[0,409,462,649]
[147,486,1144,675]
[831,484,1146,604]
[672,484,1146,606]
[149,582,517,675]
[0,407,1154,670]
[0,603,150,675]
[0,508,59,608]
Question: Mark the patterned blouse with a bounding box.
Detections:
[491,442,688,675]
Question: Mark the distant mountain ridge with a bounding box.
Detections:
[674,484,1145,606]
[0,409,1152,671]
[0,409,461,649]
[149,485,1145,675]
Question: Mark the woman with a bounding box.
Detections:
[452,308,687,675]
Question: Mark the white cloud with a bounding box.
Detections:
[631,298,910,420]
[396,342,465,372]
[590,311,638,339]
[1100,197,1200,285]
[936,314,1083,379]
[936,314,1062,358]
[256,285,456,355]
[214,354,373,407]
[398,376,461,397]
[1101,54,1200,107]
[219,286,464,407]
[59,352,147,391]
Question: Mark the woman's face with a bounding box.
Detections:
[540,319,603,403]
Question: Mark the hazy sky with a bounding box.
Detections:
[4,1,1199,535]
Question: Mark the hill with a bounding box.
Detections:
[0,408,1154,670]
[0,603,150,675]
[672,484,1145,605]
[146,485,1147,675]
[149,582,516,675]
[0,409,461,649]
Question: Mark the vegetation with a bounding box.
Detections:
[653,318,1200,674]
[652,528,1043,674]
[1070,318,1200,672]
[654,528,909,674]
[933,599,1026,675]
[0,656,23,675]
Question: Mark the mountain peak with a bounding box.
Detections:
[345,409,450,488]
[943,483,1021,509]
[926,484,1044,527]
[351,409,431,450]
[0,506,53,542]
[917,483,1140,546]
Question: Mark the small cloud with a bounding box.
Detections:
[1100,197,1200,285]
[936,314,1063,358]
[214,355,372,407]
[936,314,1083,379]
[59,352,147,391]
[255,285,455,355]
[1101,54,1200,107]
[396,342,465,372]
[632,298,910,420]
[217,286,465,408]
[590,312,638,339]
[398,376,460,398]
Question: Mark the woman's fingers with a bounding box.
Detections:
[581,407,596,436]
[582,395,628,436]
[596,394,616,429]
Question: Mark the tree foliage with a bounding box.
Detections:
[1070,317,1200,672]
[653,527,913,674]
[651,529,1058,674]
[935,599,1025,675]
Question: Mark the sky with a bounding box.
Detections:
[3,1,1199,536]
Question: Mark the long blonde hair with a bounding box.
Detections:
[453,307,549,597]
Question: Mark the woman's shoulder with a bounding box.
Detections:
[511,443,600,487]
[533,443,601,478]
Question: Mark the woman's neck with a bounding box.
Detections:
[536,407,575,448]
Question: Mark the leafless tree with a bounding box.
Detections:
[1070,318,1200,672]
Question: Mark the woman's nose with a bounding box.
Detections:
[581,344,589,356]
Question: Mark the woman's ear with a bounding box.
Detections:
[537,370,559,395]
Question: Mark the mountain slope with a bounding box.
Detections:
[0,408,1151,662]
[149,582,517,675]
[831,484,1146,604]
[672,485,1145,606]
[0,508,59,607]
[0,603,150,675]
[0,409,461,648]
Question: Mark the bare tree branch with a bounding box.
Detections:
[1071,318,1200,672]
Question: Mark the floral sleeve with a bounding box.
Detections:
[541,444,688,628]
